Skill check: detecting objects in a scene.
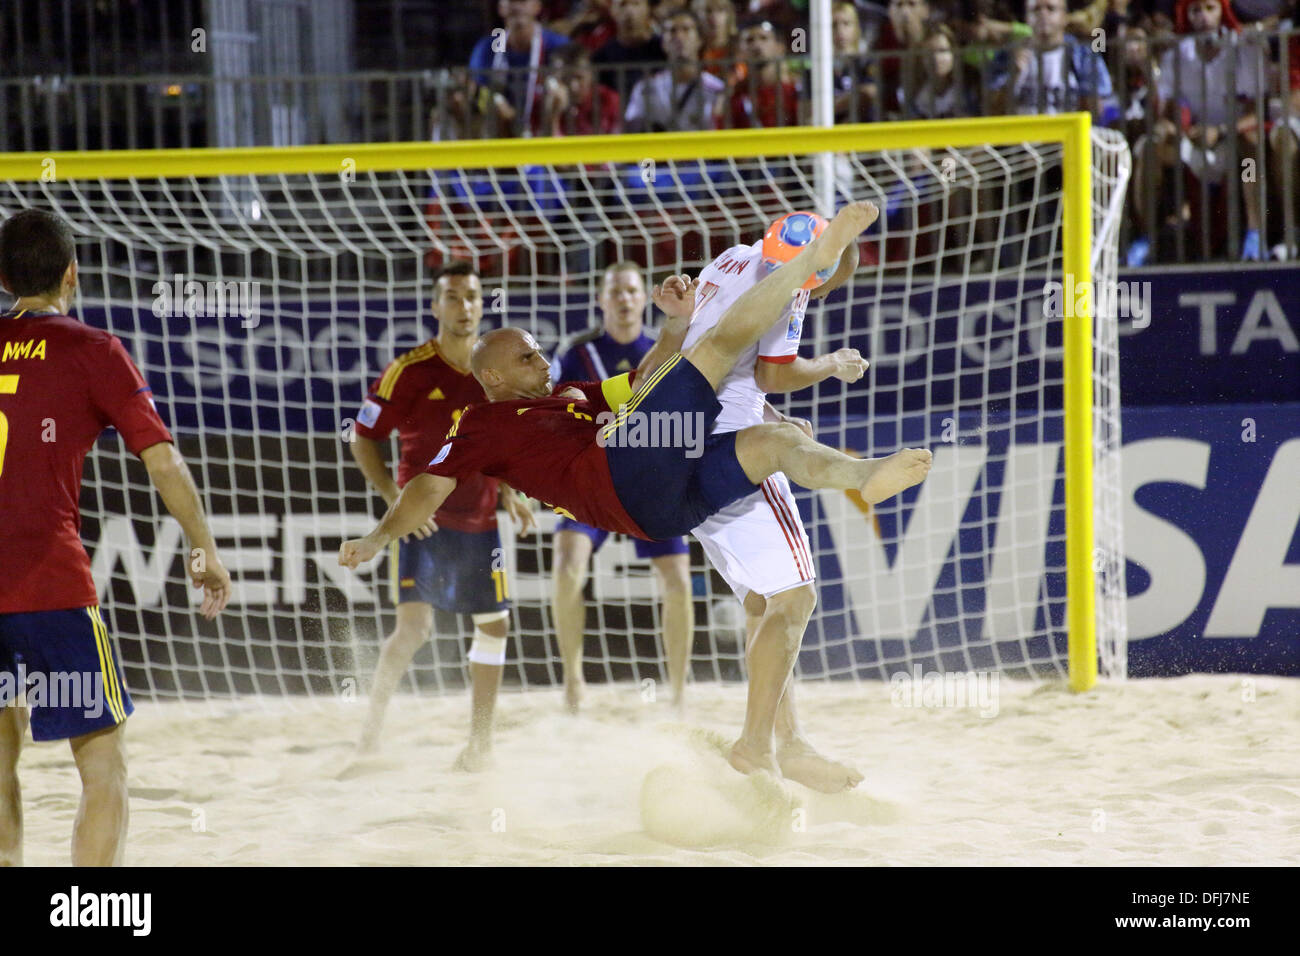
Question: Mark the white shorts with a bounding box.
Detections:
[692,473,815,603]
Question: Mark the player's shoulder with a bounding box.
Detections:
[374,339,439,398]
[390,338,439,367]
[4,315,119,356]
[555,325,603,356]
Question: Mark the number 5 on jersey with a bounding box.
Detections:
[0,374,17,478]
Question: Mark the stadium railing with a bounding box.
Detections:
[4,29,1298,264]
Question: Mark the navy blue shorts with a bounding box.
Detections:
[555,517,689,558]
[0,606,133,742]
[393,527,510,615]
[603,354,760,540]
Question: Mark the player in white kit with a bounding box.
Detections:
[683,211,869,793]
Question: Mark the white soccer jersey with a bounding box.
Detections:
[685,241,817,601]
[681,240,810,434]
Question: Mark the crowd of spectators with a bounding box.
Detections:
[442,0,1300,265]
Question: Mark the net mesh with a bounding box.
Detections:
[0,127,1130,702]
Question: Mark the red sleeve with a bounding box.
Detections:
[424,405,492,481]
[552,370,637,415]
[354,362,412,440]
[89,335,172,455]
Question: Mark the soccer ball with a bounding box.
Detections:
[762,211,833,291]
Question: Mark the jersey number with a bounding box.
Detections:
[0,374,17,478]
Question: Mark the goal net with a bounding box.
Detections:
[0,118,1130,704]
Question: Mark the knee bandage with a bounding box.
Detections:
[468,612,510,666]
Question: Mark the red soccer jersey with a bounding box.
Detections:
[0,313,173,614]
[424,377,647,539]
[355,340,498,533]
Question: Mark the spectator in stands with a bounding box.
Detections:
[542,42,623,134]
[967,0,1111,45]
[989,0,1116,120]
[1117,22,1155,145]
[833,1,879,121]
[592,0,668,100]
[469,0,570,137]
[696,0,740,76]
[715,17,806,127]
[901,23,979,117]
[625,9,726,131]
[432,67,498,140]
[549,0,618,50]
[1127,0,1266,262]
[875,0,932,119]
[745,0,806,35]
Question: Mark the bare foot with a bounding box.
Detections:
[777,742,864,793]
[727,738,782,778]
[859,448,932,504]
[809,200,880,272]
[564,678,584,715]
[452,738,493,773]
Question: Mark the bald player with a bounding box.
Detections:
[340,200,932,788]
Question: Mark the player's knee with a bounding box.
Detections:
[552,557,588,593]
[764,585,817,634]
[73,730,127,790]
[735,421,796,478]
[392,607,432,648]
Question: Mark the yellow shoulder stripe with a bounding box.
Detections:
[377,341,438,401]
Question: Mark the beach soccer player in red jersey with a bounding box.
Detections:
[341,200,933,788]
[0,209,231,865]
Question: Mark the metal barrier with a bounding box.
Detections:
[5,27,1300,265]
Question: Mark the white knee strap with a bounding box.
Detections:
[468,612,510,665]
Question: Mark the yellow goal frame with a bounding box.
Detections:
[0,113,1098,690]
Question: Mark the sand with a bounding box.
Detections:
[13,675,1299,866]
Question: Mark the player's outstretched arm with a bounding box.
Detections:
[754,349,868,394]
[339,473,457,568]
[140,442,231,619]
[350,434,437,539]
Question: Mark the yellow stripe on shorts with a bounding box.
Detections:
[88,606,126,723]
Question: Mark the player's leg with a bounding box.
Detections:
[0,704,23,866]
[357,600,433,753]
[648,550,693,709]
[735,585,860,791]
[684,201,878,388]
[729,584,816,778]
[12,607,134,865]
[69,723,128,866]
[455,610,509,772]
[733,421,932,503]
[551,526,600,714]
